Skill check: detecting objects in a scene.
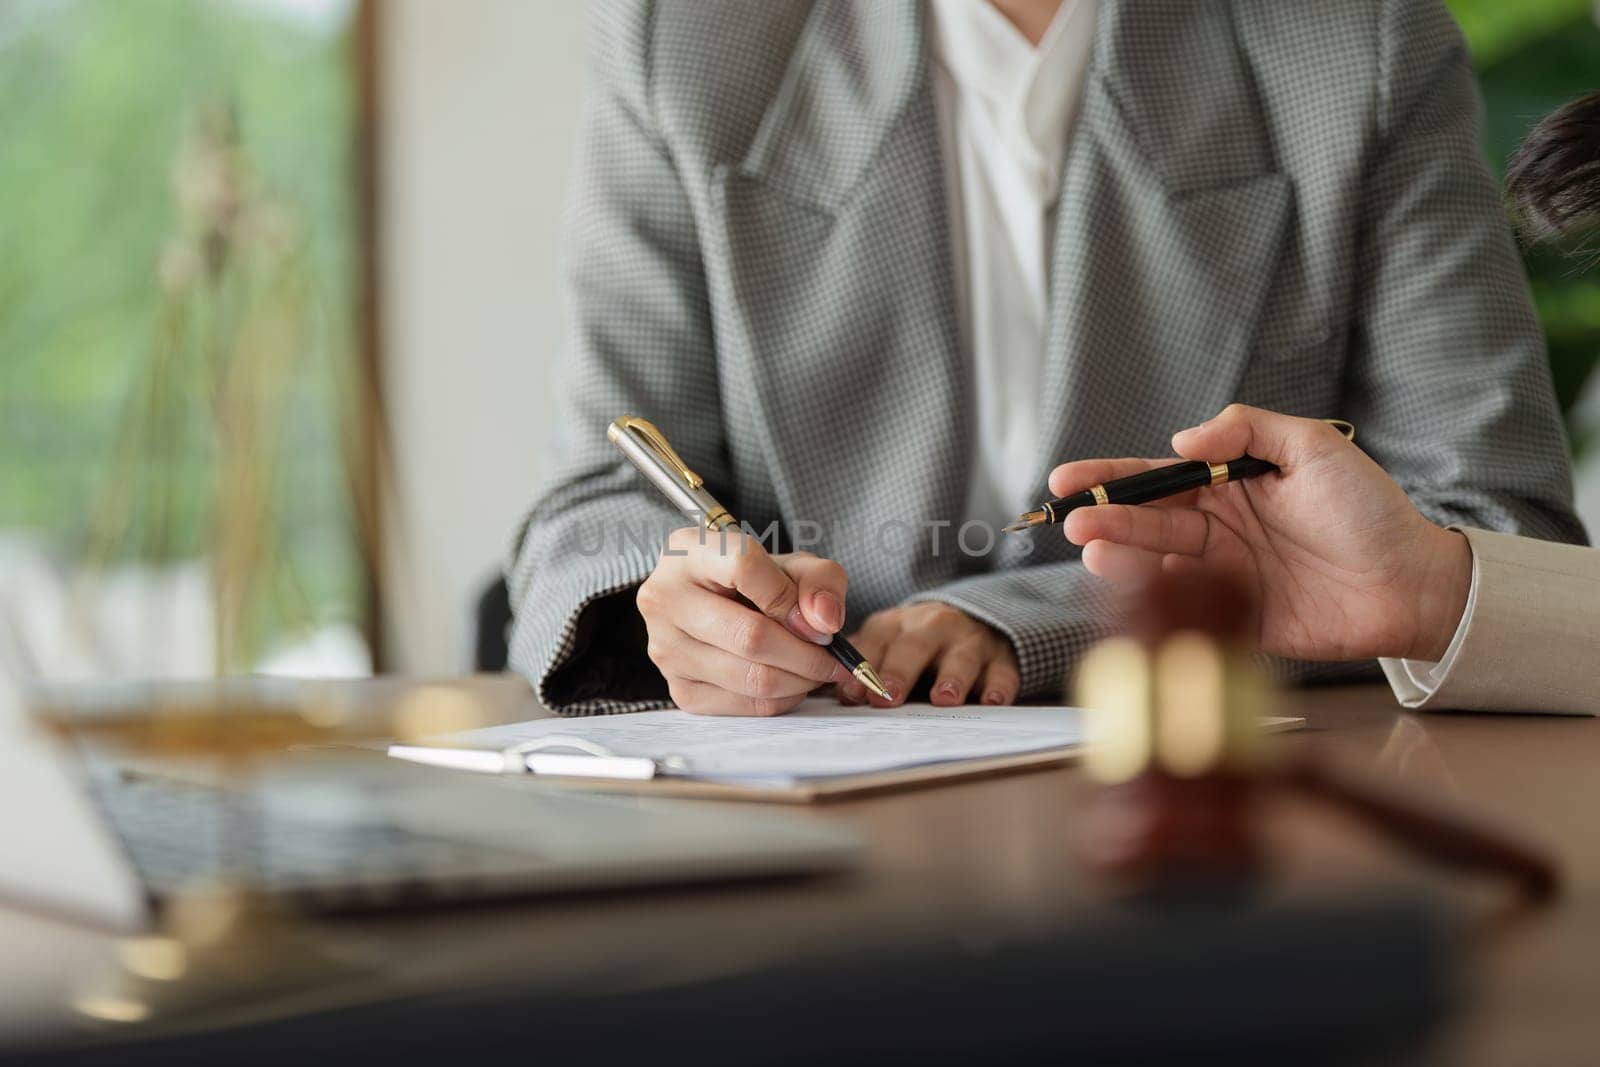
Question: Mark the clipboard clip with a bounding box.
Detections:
[500,735,690,781]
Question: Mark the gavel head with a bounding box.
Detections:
[1071,570,1273,889]
[1076,570,1269,784]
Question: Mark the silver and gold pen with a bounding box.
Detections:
[608,415,891,699]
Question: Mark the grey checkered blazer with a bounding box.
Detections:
[508,0,1585,715]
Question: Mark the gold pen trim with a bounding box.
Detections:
[852,663,891,700]
[1324,418,1356,442]
[1089,484,1109,506]
[1208,462,1229,486]
[1001,510,1048,533]
[611,415,705,489]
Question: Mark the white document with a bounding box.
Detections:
[390,699,1087,786]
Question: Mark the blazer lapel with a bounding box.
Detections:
[703,0,1293,589]
[705,0,968,592]
[1034,0,1293,487]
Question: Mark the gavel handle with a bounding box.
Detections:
[1278,756,1560,904]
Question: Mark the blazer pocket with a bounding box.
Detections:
[1239,324,1348,413]
[1256,322,1337,362]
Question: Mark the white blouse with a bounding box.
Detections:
[926,0,1099,527]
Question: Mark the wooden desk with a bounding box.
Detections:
[2,678,1597,1062]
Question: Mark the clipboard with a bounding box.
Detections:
[389,717,1306,804]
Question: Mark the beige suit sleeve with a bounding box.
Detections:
[1380,527,1600,715]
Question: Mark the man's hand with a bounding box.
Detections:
[1049,404,1474,663]
[638,528,852,716]
[837,602,1020,707]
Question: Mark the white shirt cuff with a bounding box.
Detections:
[1378,537,1478,707]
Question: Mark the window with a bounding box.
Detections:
[0,0,371,678]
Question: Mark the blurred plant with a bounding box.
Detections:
[0,0,365,677]
[84,100,324,672]
[1448,0,1593,67]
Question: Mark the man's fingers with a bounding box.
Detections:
[1172,403,1347,471]
[1081,539,1167,585]
[1047,458,1166,500]
[778,553,850,637]
[1171,405,1273,463]
[1161,553,1209,578]
[673,587,845,684]
[929,638,986,706]
[1063,504,1210,557]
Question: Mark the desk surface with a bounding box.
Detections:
[3,678,1597,1062]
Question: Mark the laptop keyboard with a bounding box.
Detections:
[88,768,544,907]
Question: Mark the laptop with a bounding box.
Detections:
[0,675,861,931]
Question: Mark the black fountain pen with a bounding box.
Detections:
[1003,456,1277,532]
[609,415,891,700]
[1004,419,1355,533]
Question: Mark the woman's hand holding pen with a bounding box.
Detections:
[638,527,854,716]
[1050,404,1473,663]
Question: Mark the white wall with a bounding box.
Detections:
[377,1,585,672]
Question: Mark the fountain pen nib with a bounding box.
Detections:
[1003,510,1048,533]
[853,663,892,700]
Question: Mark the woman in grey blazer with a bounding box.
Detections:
[509,1,1584,716]
[1053,93,1600,714]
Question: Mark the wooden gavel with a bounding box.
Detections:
[1072,572,1558,904]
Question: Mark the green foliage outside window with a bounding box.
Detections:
[0,0,362,668]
